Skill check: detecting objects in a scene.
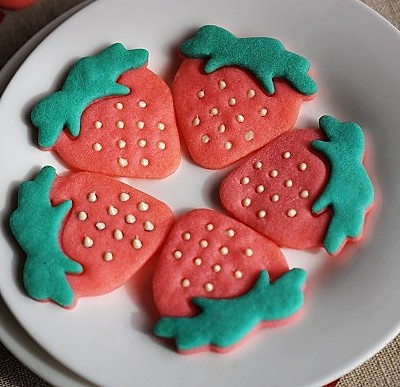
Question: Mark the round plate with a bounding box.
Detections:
[1,0,399,386]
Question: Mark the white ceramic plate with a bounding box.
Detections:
[1,0,399,386]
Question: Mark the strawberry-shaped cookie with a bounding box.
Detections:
[220,115,375,254]
[10,166,174,308]
[172,25,317,169]
[31,43,180,178]
[152,209,306,353]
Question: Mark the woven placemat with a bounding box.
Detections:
[0,0,399,386]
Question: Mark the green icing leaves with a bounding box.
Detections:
[312,116,374,254]
[154,269,306,352]
[31,43,149,148]
[9,166,82,307]
[180,25,317,96]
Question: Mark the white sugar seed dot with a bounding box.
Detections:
[132,237,142,250]
[182,232,191,240]
[96,222,106,230]
[201,134,210,144]
[194,258,202,266]
[241,177,250,185]
[115,102,123,110]
[77,211,87,221]
[234,270,243,279]
[298,162,307,171]
[83,236,93,248]
[119,192,130,202]
[228,97,236,106]
[192,116,200,126]
[254,161,262,170]
[94,121,102,129]
[259,108,268,117]
[93,143,102,151]
[226,229,235,237]
[224,141,232,150]
[287,209,297,218]
[256,185,265,193]
[242,198,252,207]
[108,205,118,216]
[247,89,256,98]
[204,282,214,292]
[116,120,125,129]
[138,100,147,108]
[117,139,126,149]
[140,158,149,167]
[136,121,145,129]
[200,239,208,248]
[257,210,266,219]
[245,131,254,141]
[157,122,165,131]
[270,169,278,178]
[213,264,222,273]
[118,157,128,167]
[271,194,280,202]
[174,250,182,259]
[236,114,245,123]
[245,248,253,257]
[157,141,166,150]
[219,80,226,90]
[138,201,149,212]
[137,139,147,148]
[144,220,155,232]
[205,223,214,231]
[210,107,218,116]
[113,229,123,240]
[218,124,226,133]
[283,151,291,159]
[87,192,97,202]
[125,214,136,224]
[220,246,229,255]
[181,278,191,288]
[300,189,309,199]
[285,179,293,188]
[197,90,205,98]
[103,251,113,262]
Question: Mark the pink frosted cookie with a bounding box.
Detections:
[152,209,306,353]
[31,43,181,178]
[220,115,375,254]
[9,166,174,308]
[172,25,316,169]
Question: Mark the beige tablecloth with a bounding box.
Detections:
[0,0,399,386]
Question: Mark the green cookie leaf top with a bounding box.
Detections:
[9,166,83,307]
[154,269,306,352]
[180,25,317,96]
[312,115,374,254]
[31,43,149,148]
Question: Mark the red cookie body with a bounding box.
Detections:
[220,129,331,249]
[54,67,181,178]
[152,209,288,317]
[51,171,174,303]
[173,58,310,169]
